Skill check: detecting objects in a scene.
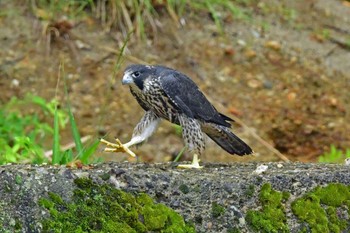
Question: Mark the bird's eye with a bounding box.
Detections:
[133,71,140,77]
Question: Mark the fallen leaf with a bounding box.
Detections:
[228,106,242,116]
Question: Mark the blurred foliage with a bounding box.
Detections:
[30,0,255,39]
[0,92,100,165]
[0,94,67,164]
[319,145,350,164]
[51,93,101,166]
[30,0,93,20]
[51,62,101,165]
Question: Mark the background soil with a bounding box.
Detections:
[0,0,349,164]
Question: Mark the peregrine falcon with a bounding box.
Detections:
[101,64,252,168]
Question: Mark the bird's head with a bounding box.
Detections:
[122,64,155,90]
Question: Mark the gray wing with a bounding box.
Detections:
[159,71,232,127]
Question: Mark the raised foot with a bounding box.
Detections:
[100,138,136,157]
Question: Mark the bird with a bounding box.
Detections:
[101,64,253,168]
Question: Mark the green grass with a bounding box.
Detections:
[52,99,95,165]
[318,145,350,163]
[29,0,255,39]
[0,94,67,165]
[187,0,253,33]
[113,29,133,74]
[0,64,100,166]
[0,91,99,165]
[31,0,93,20]
[173,146,187,163]
[52,100,61,165]
[51,61,100,165]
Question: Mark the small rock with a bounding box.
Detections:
[263,80,273,89]
[9,218,16,227]
[328,96,338,106]
[75,40,91,50]
[207,222,213,229]
[171,200,180,208]
[251,29,261,38]
[247,79,261,89]
[290,56,298,63]
[327,122,336,128]
[179,17,186,26]
[11,79,20,87]
[253,164,268,174]
[224,47,235,56]
[345,158,350,166]
[266,52,282,63]
[244,49,257,59]
[287,92,297,101]
[75,172,89,178]
[239,216,246,226]
[265,40,281,50]
[294,119,302,125]
[237,39,246,46]
[145,181,154,189]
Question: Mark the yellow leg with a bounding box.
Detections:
[177,154,203,169]
[100,138,136,158]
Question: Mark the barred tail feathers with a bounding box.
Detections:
[202,123,252,155]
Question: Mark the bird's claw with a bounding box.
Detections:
[177,163,203,169]
[177,154,203,169]
[100,138,136,157]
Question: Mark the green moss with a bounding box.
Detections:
[194,215,202,224]
[192,185,201,193]
[244,184,255,198]
[14,218,22,230]
[291,183,350,233]
[327,207,347,233]
[39,178,195,233]
[228,227,240,233]
[211,202,225,218]
[314,183,350,207]
[48,192,64,205]
[15,175,22,185]
[246,183,289,233]
[282,191,290,201]
[74,176,93,189]
[292,193,328,232]
[4,183,12,193]
[179,184,190,194]
[99,172,111,181]
[38,198,54,209]
[299,226,308,233]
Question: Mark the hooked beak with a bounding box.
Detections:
[122,73,133,85]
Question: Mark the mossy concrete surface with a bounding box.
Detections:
[0,162,349,232]
[38,178,195,233]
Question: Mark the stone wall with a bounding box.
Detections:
[0,162,349,232]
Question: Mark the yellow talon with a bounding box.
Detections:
[100,138,137,158]
[177,154,203,169]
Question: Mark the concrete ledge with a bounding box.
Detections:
[0,162,349,232]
